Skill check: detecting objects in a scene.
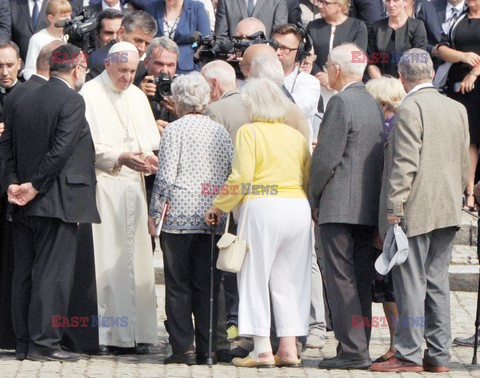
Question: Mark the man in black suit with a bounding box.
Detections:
[416,0,466,68]
[9,0,48,61]
[215,0,288,38]
[349,0,386,31]
[0,0,11,41]
[3,43,100,362]
[0,41,22,125]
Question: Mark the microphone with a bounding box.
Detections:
[189,32,203,44]
[54,19,68,28]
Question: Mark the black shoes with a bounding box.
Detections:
[97,345,112,355]
[27,349,80,362]
[230,346,250,358]
[453,333,479,347]
[15,351,27,361]
[196,352,217,365]
[318,356,371,370]
[164,352,196,365]
[216,349,233,363]
[135,344,150,355]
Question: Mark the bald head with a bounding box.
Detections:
[241,44,277,78]
[37,40,65,77]
[234,17,266,39]
[201,60,237,101]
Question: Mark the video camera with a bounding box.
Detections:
[153,73,177,101]
[55,10,97,54]
[190,32,278,65]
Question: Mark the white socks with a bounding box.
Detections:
[250,336,272,360]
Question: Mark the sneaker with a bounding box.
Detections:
[306,333,326,349]
[226,324,239,340]
[453,333,479,347]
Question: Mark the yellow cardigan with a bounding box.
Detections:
[213,122,311,213]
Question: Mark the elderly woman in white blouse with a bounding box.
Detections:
[148,73,233,365]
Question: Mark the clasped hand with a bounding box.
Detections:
[7,182,38,206]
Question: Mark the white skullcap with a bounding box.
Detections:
[108,41,138,55]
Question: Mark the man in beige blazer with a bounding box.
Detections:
[370,48,470,373]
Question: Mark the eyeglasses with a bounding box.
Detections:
[322,63,338,73]
[315,0,339,6]
[77,64,90,74]
[276,44,299,54]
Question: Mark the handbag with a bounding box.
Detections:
[216,126,256,273]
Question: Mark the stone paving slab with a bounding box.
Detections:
[2,288,480,377]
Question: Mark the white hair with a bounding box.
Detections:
[248,55,284,87]
[201,60,236,89]
[171,73,210,114]
[241,78,290,122]
[329,43,366,77]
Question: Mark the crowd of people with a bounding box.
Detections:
[0,0,477,373]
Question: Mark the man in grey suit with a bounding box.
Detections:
[309,43,384,370]
[202,60,250,142]
[370,48,469,373]
[215,0,288,38]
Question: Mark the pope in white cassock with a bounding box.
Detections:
[81,42,160,351]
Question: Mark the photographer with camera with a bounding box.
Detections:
[135,37,178,134]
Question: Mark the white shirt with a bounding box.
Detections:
[442,1,465,35]
[402,82,434,105]
[29,0,44,16]
[102,0,122,11]
[284,66,321,140]
[23,29,64,80]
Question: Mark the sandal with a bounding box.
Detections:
[464,193,476,212]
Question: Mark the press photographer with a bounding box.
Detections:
[135,37,179,134]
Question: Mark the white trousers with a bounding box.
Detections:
[237,197,312,337]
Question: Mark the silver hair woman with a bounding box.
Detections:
[148,73,234,365]
[171,73,211,116]
[205,78,312,368]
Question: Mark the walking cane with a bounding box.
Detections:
[462,195,480,364]
[207,214,217,367]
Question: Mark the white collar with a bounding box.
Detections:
[340,81,358,92]
[31,73,48,81]
[402,82,434,104]
[446,1,465,14]
[102,0,123,11]
[0,79,18,93]
[100,69,126,93]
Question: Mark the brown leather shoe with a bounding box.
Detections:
[423,360,450,373]
[369,356,423,372]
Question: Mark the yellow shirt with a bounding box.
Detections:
[213,122,311,213]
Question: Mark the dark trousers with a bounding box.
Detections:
[161,232,221,354]
[12,216,78,354]
[319,223,375,360]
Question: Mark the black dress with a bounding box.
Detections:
[307,17,368,74]
[446,17,480,145]
[368,17,427,78]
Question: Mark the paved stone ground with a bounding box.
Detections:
[1,286,480,377]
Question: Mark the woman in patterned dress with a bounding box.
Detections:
[148,73,233,365]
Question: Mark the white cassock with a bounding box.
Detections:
[81,70,160,347]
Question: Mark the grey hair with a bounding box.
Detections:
[122,10,157,36]
[201,60,236,89]
[146,37,179,60]
[329,43,366,77]
[241,78,290,122]
[397,48,434,83]
[172,73,211,114]
[248,55,284,87]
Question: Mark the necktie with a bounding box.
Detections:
[32,0,40,29]
[247,0,254,17]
